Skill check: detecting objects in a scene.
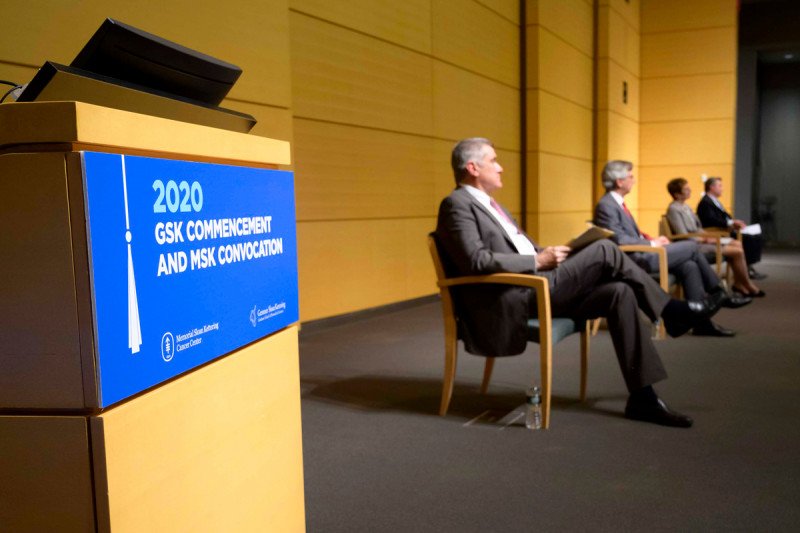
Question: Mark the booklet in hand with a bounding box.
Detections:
[566,225,614,253]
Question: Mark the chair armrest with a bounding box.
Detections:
[438,274,553,340]
[619,245,669,291]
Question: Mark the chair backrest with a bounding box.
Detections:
[427,233,459,335]
[660,215,674,239]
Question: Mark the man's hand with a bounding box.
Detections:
[733,219,746,230]
[650,235,670,247]
[535,246,571,271]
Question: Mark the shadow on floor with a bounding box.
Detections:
[301,374,627,423]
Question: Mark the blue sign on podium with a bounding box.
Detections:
[82,152,299,407]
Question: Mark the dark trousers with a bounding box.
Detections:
[742,234,763,266]
[533,240,670,392]
[642,240,719,301]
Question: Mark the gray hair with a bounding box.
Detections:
[602,160,633,191]
[451,137,493,185]
[704,176,721,193]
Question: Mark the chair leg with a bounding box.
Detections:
[479,357,495,394]
[539,343,553,430]
[579,326,590,402]
[591,317,602,336]
[439,331,458,416]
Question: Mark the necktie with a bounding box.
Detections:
[490,198,517,230]
[621,202,652,240]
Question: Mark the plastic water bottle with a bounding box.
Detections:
[525,386,542,430]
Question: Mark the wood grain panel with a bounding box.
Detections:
[0,416,94,532]
[0,0,292,107]
[641,28,736,78]
[527,152,593,214]
[597,111,640,164]
[291,12,433,135]
[640,74,736,122]
[432,0,519,88]
[290,0,432,53]
[602,0,641,32]
[641,0,736,34]
[527,0,594,57]
[95,327,305,532]
[293,119,436,221]
[636,208,663,239]
[599,5,641,77]
[297,218,437,320]
[531,211,595,247]
[640,119,734,166]
[534,28,593,108]
[434,61,519,150]
[480,0,521,24]
[597,58,640,122]
[530,90,592,160]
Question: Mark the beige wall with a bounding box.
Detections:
[1,1,741,321]
[290,0,520,320]
[639,0,738,236]
[596,0,641,211]
[526,0,595,245]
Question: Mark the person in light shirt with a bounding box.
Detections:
[435,138,723,428]
[594,160,751,337]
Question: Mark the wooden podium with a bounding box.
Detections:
[0,102,305,532]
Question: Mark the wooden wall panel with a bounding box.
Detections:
[289,0,432,53]
[0,0,292,107]
[641,0,736,33]
[433,61,519,150]
[536,212,594,247]
[599,5,641,76]
[481,0,521,24]
[527,0,593,56]
[297,218,436,320]
[641,28,737,78]
[527,152,593,214]
[640,119,735,166]
[603,0,641,32]
[532,91,593,160]
[534,28,593,108]
[598,59,640,121]
[293,119,436,221]
[640,74,736,122]
[432,0,519,88]
[290,13,433,135]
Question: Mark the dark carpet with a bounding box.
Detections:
[299,251,800,532]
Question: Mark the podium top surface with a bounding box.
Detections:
[0,101,290,166]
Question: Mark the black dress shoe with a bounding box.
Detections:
[748,268,767,280]
[692,320,736,337]
[720,293,752,309]
[661,299,719,338]
[625,397,693,428]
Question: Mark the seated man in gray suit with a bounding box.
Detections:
[436,138,721,428]
[593,160,750,337]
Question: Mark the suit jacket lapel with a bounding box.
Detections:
[456,188,528,249]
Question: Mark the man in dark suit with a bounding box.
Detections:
[593,160,750,337]
[435,138,720,428]
[697,176,765,280]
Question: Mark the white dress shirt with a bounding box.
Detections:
[461,185,537,256]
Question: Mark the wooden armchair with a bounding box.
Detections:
[428,234,590,430]
[660,215,732,284]
[592,245,673,338]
